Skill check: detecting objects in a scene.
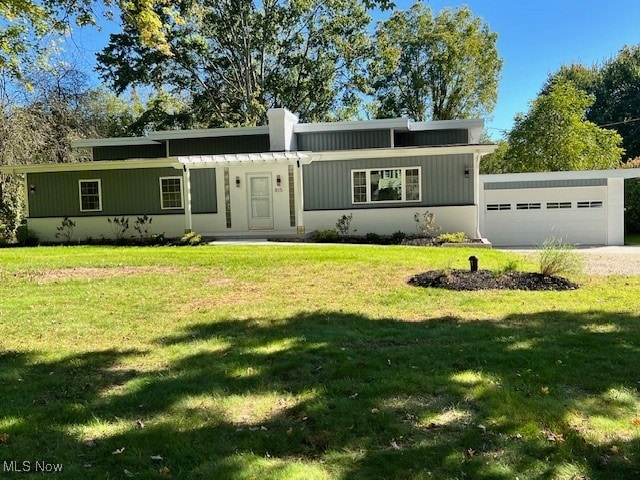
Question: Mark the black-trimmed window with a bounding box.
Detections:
[160,176,184,209]
[79,179,102,212]
[352,167,421,204]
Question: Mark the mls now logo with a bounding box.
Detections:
[3,460,63,473]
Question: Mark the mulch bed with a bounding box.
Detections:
[407,269,579,291]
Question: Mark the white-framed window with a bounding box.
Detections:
[160,176,184,209]
[351,167,421,204]
[79,179,102,212]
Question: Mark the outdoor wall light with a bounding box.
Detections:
[464,167,470,178]
[276,174,282,187]
[235,176,241,187]
[29,184,36,194]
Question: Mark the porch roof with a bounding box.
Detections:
[177,151,312,167]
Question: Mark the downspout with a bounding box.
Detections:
[475,152,486,239]
[182,164,193,233]
[295,159,305,234]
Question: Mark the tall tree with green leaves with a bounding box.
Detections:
[489,82,623,173]
[368,2,502,121]
[0,0,182,80]
[97,0,392,129]
[590,45,640,160]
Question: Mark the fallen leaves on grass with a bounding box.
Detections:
[0,433,8,443]
[632,418,640,426]
[112,447,125,455]
[544,430,565,442]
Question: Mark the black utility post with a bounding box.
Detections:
[468,255,479,272]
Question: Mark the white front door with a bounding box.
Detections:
[247,174,274,230]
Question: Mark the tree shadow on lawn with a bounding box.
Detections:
[2,311,640,479]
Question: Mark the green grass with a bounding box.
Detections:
[625,232,640,245]
[0,244,639,479]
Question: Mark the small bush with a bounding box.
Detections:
[365,232,381,244]
[538,237,584,277]
[312,229,340,242]
[414,211,441,238]
[16,223,38,246]
[436,232,468,243]
[134,215,153,238]
[493,258,521,277]
[55,216,76,243]
[391,230,406,244]
[181,231,202,246]
[336,214,354,236]
[108,216,130,240]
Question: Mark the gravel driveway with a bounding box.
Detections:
[507,246,640,276]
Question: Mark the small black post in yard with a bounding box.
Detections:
[468,255,478,272]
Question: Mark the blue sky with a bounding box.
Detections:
[64,1,640,138]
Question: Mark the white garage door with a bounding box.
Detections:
[482,186,608,247]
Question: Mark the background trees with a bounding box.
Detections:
[482,82,623,174]
[368,4,502,121]
[97,0,388,128]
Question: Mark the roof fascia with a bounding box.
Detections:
[0,158,181,175]
[310,144,497,162]
[149,126,269,140]
[480,168,640,183]
[294,118,410,133]
[72,137,162,148]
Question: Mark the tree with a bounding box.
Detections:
[590,45,640,159]
[0,0,181,80]
[368,3,502,121]
[97,0,392,129]
[485,82,623,173]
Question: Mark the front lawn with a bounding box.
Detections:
[0,245,639,479]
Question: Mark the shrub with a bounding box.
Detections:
[180,231,202,246]
[365,232,381,244]
[493,258,521,277]
[414,211,441,238]
[312,229,339,243]
[15,223,38,246]
[134,215,153,238]
[335,214,354,236]
[538,237,584,277]
[436,232,468,243]
[107,216,130,240]
[55,216,76,243]
[391,230,406,244]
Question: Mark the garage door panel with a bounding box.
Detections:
[482,186,607,247]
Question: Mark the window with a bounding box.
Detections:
[351,167,421,204]
[546,202,572,209]
[577,201,603,209]
[516,203,541,210]
[79,179,102,212]
[160,177,184,209]
[487,203,511,211]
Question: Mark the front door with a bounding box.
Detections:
[247,174,274,230]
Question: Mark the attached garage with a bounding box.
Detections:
[479,170,640,247]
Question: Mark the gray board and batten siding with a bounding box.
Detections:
[483,178,608,190]
[297,130,392,151]
[27,168,217,218]
[394,129,469,147]
[92,144,166,161]
[168,135,271,156]
[296,129,470,152]
[303,153,474,211]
